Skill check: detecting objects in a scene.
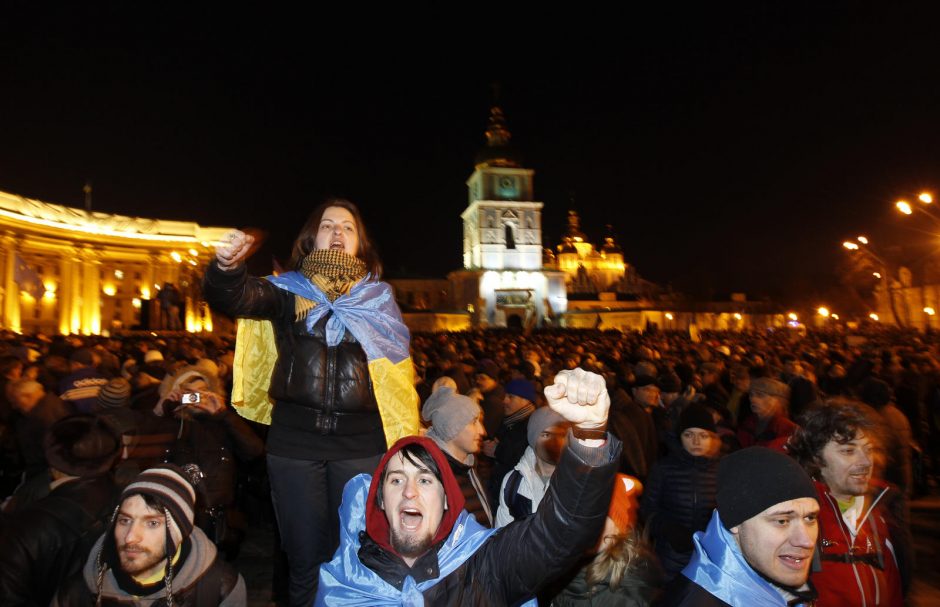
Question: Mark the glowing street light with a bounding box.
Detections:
[857,235,869,245]
[897,200,913,215]
[665,312,674,320]
[842,241,860,250]
[869,313,880,321]
[924,307,936,316]
[919,192,933,204]
[817,307,830,317]
[787,312,798,321]
[831,313,840,320]
[873,272,882,279]
[733,313,743,320]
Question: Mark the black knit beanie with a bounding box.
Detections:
[717,447,817,529]
[678,403,717,434]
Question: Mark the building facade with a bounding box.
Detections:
[447,106,568,328]
[0,189,231,335]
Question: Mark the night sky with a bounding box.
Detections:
[3,5,940,305]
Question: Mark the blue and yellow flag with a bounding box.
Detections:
[231,273,419,448]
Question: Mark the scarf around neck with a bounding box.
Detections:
[300,249,367,301]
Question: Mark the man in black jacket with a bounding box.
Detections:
[0,415,121,607]
[316,368,621,605]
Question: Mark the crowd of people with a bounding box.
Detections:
[0,198,937,606]
[0,321,934,605]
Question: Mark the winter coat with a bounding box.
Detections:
[737,413,797,452]
[660,511,816,607]
[607,388,657,480]
[441,449,493,527]
[53,526,245,607]
[316,433,621,606]
[204,263,386,461]
[496,445,550,527]
[487,404,532,507]
[640,448,719,578]
[171,408,264,508]
[812,480,904,607]
[0,475,119,607]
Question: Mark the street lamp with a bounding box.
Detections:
[896,192,940,228]
[840,236,901,325]
[817,307,830,317]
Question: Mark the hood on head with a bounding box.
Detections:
[365,435,465,558]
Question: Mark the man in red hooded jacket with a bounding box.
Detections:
[789,400,905,607]
[315,368,621,606]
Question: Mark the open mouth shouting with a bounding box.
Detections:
[400,507,424,530]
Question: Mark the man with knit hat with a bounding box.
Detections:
[422,387,493,526]
[54,463,246,606]
[317,367,622,605]
[484,377,538,506]
[495,405,570,526]
[662,446,820,606]
[738,376,798,451]
[473,358,506,437]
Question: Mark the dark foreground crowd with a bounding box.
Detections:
[0,324,935,606]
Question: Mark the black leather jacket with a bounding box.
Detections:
[203,263,385,460]
[0,475,119,607]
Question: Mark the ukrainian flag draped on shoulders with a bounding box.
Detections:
[230,270,419,448]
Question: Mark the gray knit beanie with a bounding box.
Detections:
[422,387,481,442]
[527,406,568,448]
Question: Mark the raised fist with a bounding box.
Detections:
[215,230,256,270]
[543,368,610,432]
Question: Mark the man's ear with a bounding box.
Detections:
[729,525,740,535]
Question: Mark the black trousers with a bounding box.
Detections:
[267,452,383,607]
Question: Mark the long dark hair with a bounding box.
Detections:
[289,198,383,278]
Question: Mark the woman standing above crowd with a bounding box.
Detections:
[204,199,419,607]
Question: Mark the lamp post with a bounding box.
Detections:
[840,236,902,325]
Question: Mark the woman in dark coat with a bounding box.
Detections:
[640,403,720,580]
[204,199,419,606]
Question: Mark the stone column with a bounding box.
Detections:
[58,255,74,335]
[80,247,101,335]
[2,233,21,333]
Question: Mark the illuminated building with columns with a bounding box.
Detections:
[0,188,231,335]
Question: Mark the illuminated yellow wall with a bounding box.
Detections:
[0,189,232,335]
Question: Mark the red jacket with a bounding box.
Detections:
[812,480,903,607]
[736,413,796,452]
